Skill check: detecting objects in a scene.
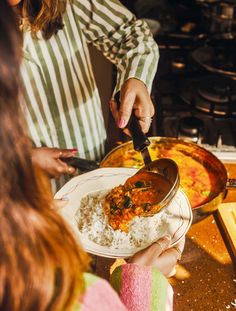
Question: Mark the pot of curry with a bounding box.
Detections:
[101,137,236,221]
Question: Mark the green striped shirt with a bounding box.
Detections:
[21,0,159,162]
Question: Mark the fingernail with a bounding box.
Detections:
[68,148,78,152]
[118,119,126,128]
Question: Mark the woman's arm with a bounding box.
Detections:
[72,0,159,133]
[75,236,181,310]
[72,0,159,94]
[110,236,185,310]
[75,267,172,311]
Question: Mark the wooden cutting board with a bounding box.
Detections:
[217,202,236,261]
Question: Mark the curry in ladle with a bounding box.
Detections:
[104,171,173,232]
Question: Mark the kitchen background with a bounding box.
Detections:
[90,2,236,310]
[91,0,236,162]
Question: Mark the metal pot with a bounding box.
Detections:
[199,0,236,34]
[100,137,236,222]
[191,35,236,77]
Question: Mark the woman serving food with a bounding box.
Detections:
[0,1,185,310]
[9,0,158,188]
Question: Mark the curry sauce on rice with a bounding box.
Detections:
[104,171,172,232]
[75,188,170,250]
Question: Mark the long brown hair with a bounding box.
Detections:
[0,1,90,310]
[19,0,67,39]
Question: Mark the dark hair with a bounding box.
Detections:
[0,1,90,310]
[19,0,67,39]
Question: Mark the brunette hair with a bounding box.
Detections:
[19,0,67,39]
[0,1,90,310]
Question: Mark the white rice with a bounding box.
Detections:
[75,189,170,249]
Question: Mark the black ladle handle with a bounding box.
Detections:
[115,92,150,152]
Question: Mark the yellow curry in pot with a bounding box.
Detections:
[102,141,222,209]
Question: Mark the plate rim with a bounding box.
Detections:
[55,167,192,258]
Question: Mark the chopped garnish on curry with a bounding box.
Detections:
[104,172,171,232]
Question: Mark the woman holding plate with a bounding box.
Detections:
[0,1,184,310]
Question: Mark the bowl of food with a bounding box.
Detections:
[55,167,192,258]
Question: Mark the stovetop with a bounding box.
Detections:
[120,0,236,162]
[154,74,236,162]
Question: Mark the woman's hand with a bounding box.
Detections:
[129,236,185,277]
[110,78,155,135]
[32,147,77,179]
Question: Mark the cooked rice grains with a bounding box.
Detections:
[75,190,170,249]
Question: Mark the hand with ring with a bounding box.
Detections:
[138,116,153,124]
[109,78,155,135]
[32,147,77,179]
[129,236,185,277]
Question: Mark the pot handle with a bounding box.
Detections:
[226,178,236,189]
[61,157,100,172]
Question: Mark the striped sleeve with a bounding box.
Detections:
[73,273,127,311]
[110,263,173,311]
[72,0,159,93]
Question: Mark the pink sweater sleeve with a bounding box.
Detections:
[75,264,173,311]
[80,274,127,311]
[110,263,173,311]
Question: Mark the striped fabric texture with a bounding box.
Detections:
[72,267,172,311]
[110,263,173,311]
[20,0,159,162]
[77,273,127,311]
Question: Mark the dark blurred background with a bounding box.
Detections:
[107,0,236,161]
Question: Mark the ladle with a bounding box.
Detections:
[123,158,180,216]
[114,92,180,213]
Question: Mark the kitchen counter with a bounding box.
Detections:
[172,217,235,311]
[171,163,236,311]
[93,163,236,310]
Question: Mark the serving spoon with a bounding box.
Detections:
[114,92,180,215]
[122,158,180,216]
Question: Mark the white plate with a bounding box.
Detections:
[55,168,192,258]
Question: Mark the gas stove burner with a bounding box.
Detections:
[192,44,236,77]
[201,0,236,16]
[197,76,236,103]
[178,116,204,142]
[198,0,236,34]
[156,33,206,51]
[181,76,236,116]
